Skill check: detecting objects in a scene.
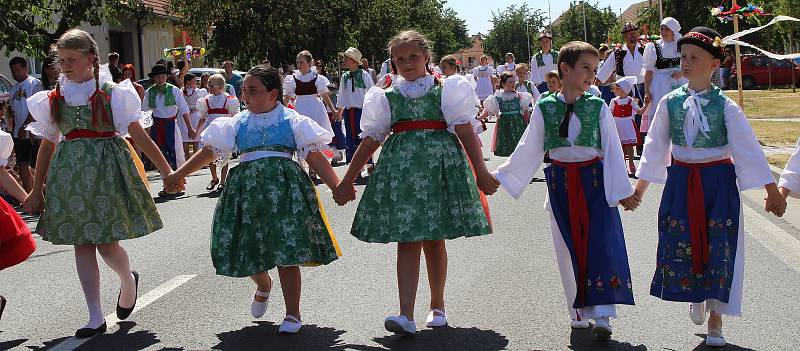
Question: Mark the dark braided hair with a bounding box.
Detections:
[245,64,282,101]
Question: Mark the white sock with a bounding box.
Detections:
[75,245,104,328]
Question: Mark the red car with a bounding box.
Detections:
[731,55,800,89]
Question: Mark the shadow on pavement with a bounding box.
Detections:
[212,321,356,350]
[367,326,509,351]
[568,327,648,350]
[691,334,757,351]
[76,321,160,351]
[0,331,27,350]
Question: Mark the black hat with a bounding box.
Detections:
[621,22,638,33]
[147,64,169,77]
[677,26,726,61]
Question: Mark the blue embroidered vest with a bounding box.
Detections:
[235,107,296,154]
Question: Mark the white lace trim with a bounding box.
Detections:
[446,118,474,134]
[297,142,333,160]
[245,106,290,130]
[26,122,62,143]
[207,145,231,166]
[359,130,389,143]
[393,75,435,99]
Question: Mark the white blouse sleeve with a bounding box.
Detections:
[519,92,534,111]
[482,94,500,115]
[174,86,191,116]
[595,53,617,84]
[0,131,13,167]
[226,97,241,115]
[196,96,208,117]
[363,70,375,89]
[283,75,297,97]
[110,79,144,135]
[492,105,546,199]
[359,86,391,142]
[441,75,479,131]
[200,114,240,156]
[25,90,62,143]
[599,105,635,206]
[724,99,775,191]
[316,75,331,94]
[636,97,673,183]
[290,113,334,159]
[643,43,658,72]
[779,137,800,198]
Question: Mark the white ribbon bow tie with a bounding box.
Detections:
[683,89,711,138]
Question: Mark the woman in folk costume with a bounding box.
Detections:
[642,17,688,139]
[514,64,541,102]
[471,55,496,103]
[493,41,639,341]
[0,130,36,322]
[780,137,800,200]
[23,29,179,338]
[196,74,240,191]
[283,50,338,179]
[634,27,786,347]
[335,47,374,171]
[609,76,641,175]
[334,30,497,335]
[179,73,208,160]
[142,63,193,174]
[165,65,341,334]
[480,71,533,157]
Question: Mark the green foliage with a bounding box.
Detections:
[0,0,152,58]
[552,2,618,49]
[481,4,547,64]
[166,0,472,70]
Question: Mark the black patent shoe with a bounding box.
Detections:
[75,322,107,338]
[116,271,139,320]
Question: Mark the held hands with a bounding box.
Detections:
[476,171,500,195]
[619,193,641,211]
[332,181,356,206]
[188,127,197,140]
[765,188,787,217]
[22,190,44,215]
[334,109,344,122]
[162,172,186,194]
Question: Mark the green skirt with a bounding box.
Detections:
[39,137,162,244]
[492,113,527,157]
[211,157,341,277]
[351,130,492,243]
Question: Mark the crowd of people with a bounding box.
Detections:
[0,16,799,348]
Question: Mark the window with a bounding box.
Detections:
[771,59,790,69]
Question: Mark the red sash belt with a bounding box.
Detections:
[65,130,119,140]
[674,158,733,274]
[553,157,601,306]
[391,120,448,133]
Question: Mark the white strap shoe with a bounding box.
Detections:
[690,302,706,325]
[250,275,273,318]
[278,315,303,334]
[425,309,448,327]
[384,315,416,335]
[592,317,613,341]
[570,319,591,329]
[706,327,726,347]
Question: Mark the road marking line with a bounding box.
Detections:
[743,204,800,273]
[48,274,197,351]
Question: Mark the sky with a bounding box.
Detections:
[449,0,645,35]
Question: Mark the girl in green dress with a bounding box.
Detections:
[480,71,534,157]
[22,29,179,338]
[165,65,342,334]
[334,30,499,335]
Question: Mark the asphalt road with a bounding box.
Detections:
[1,122,799,351]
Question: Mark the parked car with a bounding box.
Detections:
[731,55,800,89]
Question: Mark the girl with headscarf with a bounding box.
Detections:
[642,17,688,136]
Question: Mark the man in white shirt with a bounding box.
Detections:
[8,57,44,191]
[142,64,192,170]
[336,47,375,171]
[530,32,559,94]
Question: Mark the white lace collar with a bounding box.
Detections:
[293,70,317,81]
[58,76,103,106]
[497,90,520,100]
[393,75,435,99]
[244,103,291,128]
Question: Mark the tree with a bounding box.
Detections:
[166,0,471,70]
[552,2,618,48]
[0,0,152,58]
[482,4,547,64]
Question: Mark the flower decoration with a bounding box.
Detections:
[712,3,770,23]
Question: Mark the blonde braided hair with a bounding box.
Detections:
[51,29,108,127]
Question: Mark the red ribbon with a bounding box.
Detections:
[65,129,119,140]
[391,120,448,133]
[674,158,733,275]
[553,157,600,306]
